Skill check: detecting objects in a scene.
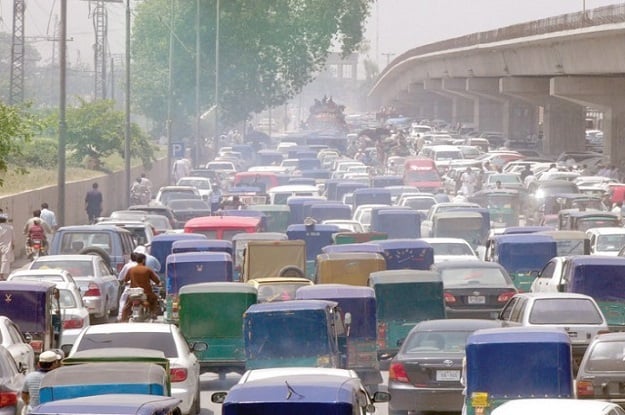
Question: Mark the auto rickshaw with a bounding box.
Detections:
[322,243,384,255]
[248,277,313,303]
[501,225,555,235]
[371,175,404,188]
[232,232,288,280]
[371,239,434,270]
[286,197,327,226]
[352,188,392,209]
[368,270,446,360]
[178,282,257,377]
[171,239,233,255]
[333,232,388,244]
[165,252,233,322]
[32,394,182,415]
[0,280,61,354]
[565,211,620,232]
[39,362,169,403]
[469,189,521,227]
[464,327,573,415]
[242,240,306,282]
[287,223,341,277]
[557,208,603,230]
[149,233,207,277]
[247,205,290,233]
[536,230,590,256]
[432,211,484,249]
[219,210,268,232]
[316,252,386,286]
[243,300,347,369]
[370,208,421,239]
[336,182,368,204]
[295,284,383,388]
[309,203,352,223]
[485,234,557,292]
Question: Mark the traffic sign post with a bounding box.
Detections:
[171,142,185,158]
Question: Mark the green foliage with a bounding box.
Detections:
[9,137,58,169]
[132,0,374,132]
[0,103,42,185]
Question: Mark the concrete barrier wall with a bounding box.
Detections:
[0,157,170,256]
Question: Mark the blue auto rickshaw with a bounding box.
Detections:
[370,208,421,239]
[464,327,573,415]
[336,182,368,203]
[501,225,555,235]
[171,239,233,255]
[295,284,382,388]
[165,252,233,322]
[32,394,182,415]
[322,243,384,255]
[149,233,208,278]
[257,149,284,166]
[247,204,290,233]
[561,255,625,329]
[288,177,317,186]
[371,175,403,188]
[287,223,341,277]
[324,179,342,201]
[309,203,352,222]
[489,234,557,292]
[287,197,326,225]
[352,188,392,209]
[243,300,347,369]
[371,239,434,270]
[0,280,61,355]
[369,270,446,360]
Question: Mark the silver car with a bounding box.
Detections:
[0,345,25,415]
[27,255,120,320]
[0,317,34,373]
[69,323,202,415]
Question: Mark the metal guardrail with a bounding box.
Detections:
[385,4,625,74]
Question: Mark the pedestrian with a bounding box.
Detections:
[85,182,103,224]
[140,173,153,200]
[460,167,476,196]
[520,165,533,182]
[612,201,623,221]
[22,350,61,414]
[39,203,57,232]
[0,214,14,281]
[172,158,190,183]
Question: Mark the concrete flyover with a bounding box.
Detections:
[369,4,625,162]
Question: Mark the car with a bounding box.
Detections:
[205,161,237,174]
[420,237,479,263]
[142,214,173,235]
[497,292,609,365]
[0,345,25,415]
[434,261,517,319]
[176,177,213,201]
[127,206,177,229]
[576,332,625,405]
[54,282,90,349]
[69,323,202,415]
[166,199,212,225]
[49,225,135,274]
[484,173,523,190]
[398,195,437,214]
[7,269,77,286]
[491,399,625,415]
[0,316,34,374]
[27,255,120,320]
[388,319,502,414]
[587,227,625,256]
[154,187,201,207]
[95,220,155,247]
[420,202,480,237]
[321,219,364,233]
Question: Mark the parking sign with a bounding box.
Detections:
[171,142,185,158]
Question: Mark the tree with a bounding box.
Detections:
[131,0,374,133]
[0,103,41,185]
[61,99,156,170]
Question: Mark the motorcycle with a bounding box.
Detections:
[127,287,151,322]
[28,239,45,260]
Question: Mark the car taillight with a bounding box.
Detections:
[377,322,387,349]
[170,368,188,382]
[497,291,517,303]
[577,380,594,397]
[444,292,456,303]
[84,283,101,297]
[0,392,17,408]
[63,317,84,329]
[389,362,409,383]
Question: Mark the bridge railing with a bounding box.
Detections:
[387,4,625,75]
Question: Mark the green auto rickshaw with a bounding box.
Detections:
[470,189,521,228]
[248,204,290,233]
[178,282,257,377]
[369,270,446,360]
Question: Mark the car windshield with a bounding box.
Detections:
[167,200,210,210]
[178,179,211,189]
[440,267,507,286]
[431,243,474,256]
[586,341,625,372]
[529,298,604,324]
[404,198,436,210]
[76,332,178,357]
[596,235,625,252]
[31,260,93,277]
[403,330,474,354]
[405,170,440,182]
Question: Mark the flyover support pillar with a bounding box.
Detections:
[423,79,471,126]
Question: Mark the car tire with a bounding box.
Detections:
[388,410,408,415]
[79,246,112,269]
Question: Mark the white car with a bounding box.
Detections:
[176,177,213,201]
[54,282,90,349]
[586,227,625,256]
[420,237,479,263]
[0,316,35,373]
[421,202,480,237]
[205,161,237,174]
[267,185,321,205]
[7,269,77,286]
[69,323,201,415]
[491,399,625,415]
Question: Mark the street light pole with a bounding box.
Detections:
[167,0,175,184]
[195,0,201,167]
[57,0,67,226]
[124,0,131,206]
[213,0,220,156]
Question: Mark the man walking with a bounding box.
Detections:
[40,203,58,232]
[85,182,103,224]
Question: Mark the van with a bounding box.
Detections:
[419,145,464,172]
[267,185,321,205]
[403,158,442,192]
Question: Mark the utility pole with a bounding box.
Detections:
[167,0,176,184]
[214,0,220,156]
[93,1,108,99]
[10,0,25,105]
[58,0,67,226]
[195,0,201,167]
[124,0,131,206]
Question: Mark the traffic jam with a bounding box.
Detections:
[3,105,625,415]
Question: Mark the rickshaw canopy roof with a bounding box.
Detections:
[369,270,441,284]
[536,230,588,240]
[248,204,290,212]
[287,224,341,233]
[296,284,375,299]
[317,252,386,262]
[40,362,167,387]
[151,233,207,243]
[171,239,233,253]
[567,255,625,267]
[179,281,257,295]
[166,252,232,264]
[232,232,287,242]
[501,225,555,234]
[371,239,432,250]
[493,234,556,245]
[0,280,56,292]
[245,299,338,314]
[184,216,261,228]
[31,394,181,415]
[322,243,384,254]
[467,327,571,346]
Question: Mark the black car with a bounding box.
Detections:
[388,319,501,415]
[166,199,212,225]
[434,260,517,319]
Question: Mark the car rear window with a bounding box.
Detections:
[585,340,625,372]
[31,260,93,277]
[76,332,178,357]
[59,232,112,254]
[403,330,473,354]
[529,298,604,325]
[440,268,508,286]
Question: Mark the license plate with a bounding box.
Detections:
[468,296,485,304]
[567,331,578,338]
[436,370,460,381]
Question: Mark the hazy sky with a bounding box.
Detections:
[0,0,621,68]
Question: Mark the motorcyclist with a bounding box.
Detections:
[121,253,161,321]
[24,211,51,257]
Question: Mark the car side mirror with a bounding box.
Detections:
[211,392,227,404]
[372,391,391,403]
[191,342,208,352]
[61,344,72,356]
